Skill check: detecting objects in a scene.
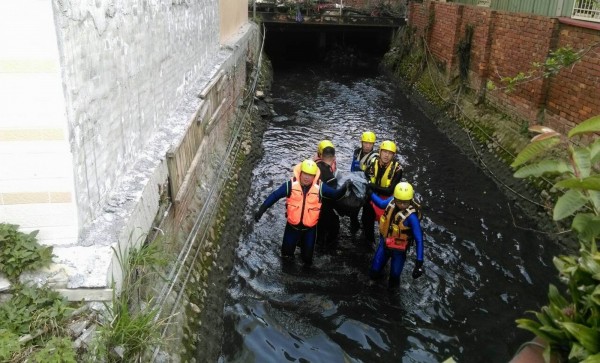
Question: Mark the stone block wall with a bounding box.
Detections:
[408,0,600,132]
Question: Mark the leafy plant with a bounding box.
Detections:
[511,115,600,362]
[0,329,22,361]
[32,336,77,363]
[0,223,54,283]
[0,284,71,336]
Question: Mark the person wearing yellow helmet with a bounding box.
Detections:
[350,131,378,172]
[254,159,351,267]
[362,140,403,247]
[314,146,341,251]
[365,181,424,288]
[349,131,379,233]
[314,139,337,173]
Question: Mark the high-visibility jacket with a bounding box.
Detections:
[286,163,322,227]
[370,160,401,188]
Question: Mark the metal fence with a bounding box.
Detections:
[571,0,600,22]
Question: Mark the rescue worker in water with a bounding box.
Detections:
[349,131,378,233]
[367,182,424,288]
[362,140,403,246]
[253,159,350,267]
[314,143,340,251]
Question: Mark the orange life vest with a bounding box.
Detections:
[286,163,322,227]
[379,202,421,250]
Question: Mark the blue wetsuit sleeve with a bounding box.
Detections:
[260,181,290,210]
[350,148,361,171]
[371,193,392,210]
[320,182,346,200]
[405,213,424,261]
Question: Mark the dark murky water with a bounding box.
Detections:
[217,67,561,363]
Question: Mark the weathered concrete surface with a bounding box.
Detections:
[0,0,259,296]
[52,0,221,231]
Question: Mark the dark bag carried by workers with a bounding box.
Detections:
[334,172,367,216]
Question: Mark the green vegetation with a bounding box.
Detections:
[0,222,171,362]
[86,238,170,362]
[0,223,53,283]
[512,116,600,362]
[0,224,76,362]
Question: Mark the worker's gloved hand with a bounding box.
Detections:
[254,205,266,222]
[412,260,424,279]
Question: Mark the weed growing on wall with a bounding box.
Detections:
[86,237,170,362]
[0,223,53,283]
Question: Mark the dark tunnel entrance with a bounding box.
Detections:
[262,23,399,67]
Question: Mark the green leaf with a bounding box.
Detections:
[560,322,599,352]
[590,138,600,164]
[554,189,589,221]
[516,318,557,343]
[568,115,600,138]
[512,137,561,168]
[580,253,600,276]
[581,353,600,363]
[589,191,600,213]
[514,160,573,178]
[572,213,600,242]
[572,146,592,178]
[547,284,569,309]
[555,176,600,191]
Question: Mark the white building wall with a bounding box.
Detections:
[52,0,221,230]
[0,0,254,295]
[0,0,78,246]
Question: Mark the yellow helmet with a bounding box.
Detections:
[380,140,397,153]
[361,131,376,143]
[317,140,334,155]
[300,159,318,175]
[394,182,414,201]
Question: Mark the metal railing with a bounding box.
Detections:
[572,0,600,22]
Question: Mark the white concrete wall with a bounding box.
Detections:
[0,1,78,246]
[0,0,255,295]
[52,0,221,231]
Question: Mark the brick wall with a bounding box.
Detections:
[429,2,462,72]
[408,1,430,39]
[408,0,600,131]
[486,13,558,122]
[545,24,600,133]
[459,6,493,91]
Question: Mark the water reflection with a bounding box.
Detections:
[217,67,561,363]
